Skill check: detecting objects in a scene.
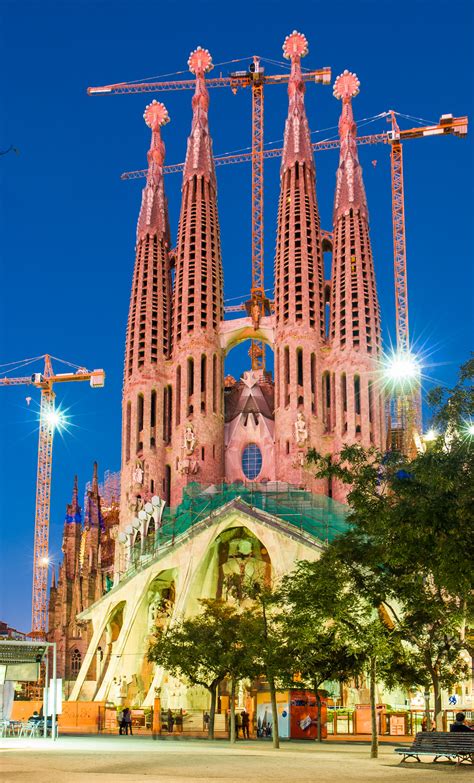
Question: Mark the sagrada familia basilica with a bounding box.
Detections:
[48,32,386,710]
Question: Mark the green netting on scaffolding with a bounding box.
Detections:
[156,481,349,547]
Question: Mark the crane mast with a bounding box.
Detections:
[0,354,105,637]
[89,55,467,449]
[88,59,331,372]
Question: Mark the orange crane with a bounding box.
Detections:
[0,355,105,637]
[88,58,331,371]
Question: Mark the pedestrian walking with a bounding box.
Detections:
[241,710,250,739]
[235,711,242,738]
[167,708,174,733]
[203,711,210,732]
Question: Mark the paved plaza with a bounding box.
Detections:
[1,736,471,782]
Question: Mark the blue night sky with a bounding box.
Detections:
[0,0,472,631]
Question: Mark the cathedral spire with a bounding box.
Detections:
[281,31,314,172]
[273,31,325,487]
[328,71,384,462]
[92,461,99,496]
[137,100,170,242]
[333,70,368,221]
[183,47,215,185]
[120,102,172,525]
[170,45,224,504]
[65,475,81,524]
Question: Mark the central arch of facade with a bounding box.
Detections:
[219,315,275,356]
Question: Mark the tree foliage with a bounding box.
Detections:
[147,599,243,739]
[306,359,474,729]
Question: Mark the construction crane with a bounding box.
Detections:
[124,110,467,452]
[88,53,331,371]
[0,355,105,637]
[89,61,467,447]
[381,111,469,454]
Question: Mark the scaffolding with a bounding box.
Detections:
[125,482,349,578]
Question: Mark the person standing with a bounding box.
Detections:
[175,710,183,733]
[118,709,124,735]
[167,709,174,733]
[203,712,210,732]
[241,710,250,739]
[123,707,133,735]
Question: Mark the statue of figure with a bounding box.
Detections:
[111,677,122,703]
[183,423,196,456]
[294,411,308,447]
[133,460,144,485]
[147,595,161,634]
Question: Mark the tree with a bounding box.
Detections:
[239,583,293,749]
[281,558,367,743]
[147,599,240,739]
[306,360,474,730]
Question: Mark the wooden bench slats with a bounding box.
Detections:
[394,732,474,765]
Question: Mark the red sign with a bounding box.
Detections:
[289,689,327,740]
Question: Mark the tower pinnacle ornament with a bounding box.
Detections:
[188,46,213,75]
[281,31,313,171]
[137,100,170,241]
[282,30,309,59]
[333,70,368,220]
[183,47,215,183]
[333,70,360,101]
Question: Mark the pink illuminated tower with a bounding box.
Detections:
[170,47,225,505]
[328,71,384,487]
[117,37,386,518]
[273,31,325,485]
[120,100,172,519]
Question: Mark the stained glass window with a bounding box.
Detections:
[242,443,263,480]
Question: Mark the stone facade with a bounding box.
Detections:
[50,33,388,706]
[47,465,118,690]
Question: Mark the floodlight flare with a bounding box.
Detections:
[381,350,421,393]
[44,408,68,433]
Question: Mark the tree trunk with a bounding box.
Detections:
[229,678,236,743]
[268,673,280,749]
[369,656,378,759]
[208,683,217,740]
[432,673,443,731]
[339,680,345,707]
[314,688,323,743]
[424,689,431,732]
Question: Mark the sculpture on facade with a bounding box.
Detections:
[294,411,308,447]
[183,423,196,455]
[133,460,144,485]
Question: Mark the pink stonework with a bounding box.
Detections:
[118,37,385,526]
[273,31,326,493]
[120,98,172,522]
[48,467,118,681]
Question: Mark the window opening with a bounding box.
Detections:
[242,443,263,480]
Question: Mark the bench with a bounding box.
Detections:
[395,732,474,765]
